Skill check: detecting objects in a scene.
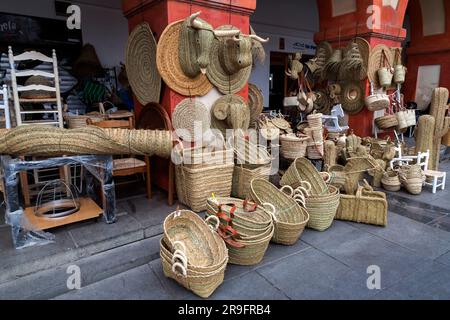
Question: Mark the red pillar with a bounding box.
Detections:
[403,0,450,103]
[315,0,409,137]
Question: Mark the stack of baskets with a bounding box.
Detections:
[305,113,324,160]
[280,133,309,160]
[229,136,272,199]
[399,165,424,195]
[381,169,401,192]
[280,157,340,231]
[174,144,235,212]
[250,178,309,245]
[160,210,228,298]
[206,197,274,265]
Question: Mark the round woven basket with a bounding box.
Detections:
[280,157,328,195]
[125,22,161,105]
[368,44,394,89]
[206,25,252,94]
[156,20,212,97]
[172,99,210,142]
[271,116,291,130]
[381,170,401,192]
[21,76,56,99]
[280,134,308,160]
[341,81,365,115]
[250,178,309,246]
[248,83,264,128]
[305,185,340,231]
[307,142,324,160]
[339,38,370,81]
[375,114,398,130]
[399,165,423,195]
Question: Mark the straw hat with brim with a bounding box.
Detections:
[172,98,210,142]
[368,44,394,90]
[341,81,365,115]
[207,25,252,95]
[21,76,56,99]
[125,23,161,105]
[72,44,104,79]
[211,94,250,131]
[157,20,212,97]
[248,83,264,127]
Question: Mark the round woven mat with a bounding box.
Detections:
[156,20,213,97]
[125,23,161,105]
[368,44,394,89]
[248,83,264,127]
[172,99,210,142]
[206,25,252,94]
[341,81,365,115]
[136,102,172,130]
[313,89,332,115]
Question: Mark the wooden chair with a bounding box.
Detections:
[87,118,152,199]
[416,150,446,194]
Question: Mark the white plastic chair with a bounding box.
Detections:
[0,84,11,128]
[416,150,446,194]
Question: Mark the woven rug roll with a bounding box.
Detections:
[125,23,161,105]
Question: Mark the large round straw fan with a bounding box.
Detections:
[368,44,394,89]
[157,20,213,97]
[248,83,264,127]
[125,23,161,105]
[172,98,210,142]
[341,82,365,115]
[207,25,252,94]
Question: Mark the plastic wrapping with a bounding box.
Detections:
[1,155,116,249]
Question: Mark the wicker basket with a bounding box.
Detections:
[232,163,271,199]
[206,198,274,265]
[281,157,328,195]
[375,114,398,130]
[336,184,388,226]
[280,134,308,160]
[175,161,234,212]
[304,185,340,231]
[161,210,228,298]
[381,170,401,192]
[307,113,323,128]
[399,165,424,195]
[65,112,107,129]
[250,179,309,246]
[307,142,324,160]
[304,127,324,142]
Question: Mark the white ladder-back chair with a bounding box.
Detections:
[8,46,63,127]
[0,84,11,128]
[416,150,446,194]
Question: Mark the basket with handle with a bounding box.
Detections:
[161,210,228,298]
[231,163,272,199]
[381,170,401,192]
[377,49,393,88]
[393,48,407,85]
[250,178,309,246]
[398,165,424,195]
[336,181,388,226]
[375,102,398,130]
[280,133,308,160]
[280,157,329,195]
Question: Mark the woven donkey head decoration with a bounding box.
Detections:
[178,12,216,78]
[286,52,303,80]
[215,30,269,75]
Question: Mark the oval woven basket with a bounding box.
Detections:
[250,178,309,246]
[381,170,401,192]
[304,185,340,231]
[231,163,272,199]
[280,157,328,195]
[280,134,308,160]
[307,142,324,160]
[399,165,423,195]
[375,114,398,130]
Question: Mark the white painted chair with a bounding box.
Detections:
[8,46,63,127]
[0,84,11,128]
[389,145,416,169]
[416,150,446,194]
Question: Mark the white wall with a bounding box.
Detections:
[249,0,320,106]
[0,0,128,68]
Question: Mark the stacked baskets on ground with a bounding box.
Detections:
[206,197,274,265]
[250,178,309,245]
[229,137,272,199]
[305,113,324,159]
[161,210,228,298]
[381,170,401,192]
[399,165,424,195]
[280,133,309,160]
[280,157,340,231]
[174,144,234,212]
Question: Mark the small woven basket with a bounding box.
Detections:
[399,165,424,195]
[375,114,399,130]
[250,178,309,246]
[231,163,271,199]
[304,185,340,232]
[280,134,308,160]
[381,170,401,192]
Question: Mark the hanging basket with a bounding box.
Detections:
[394,65,407,84]
[375,114,398,130]
[396,110,408,130]
[405,109,416,127]
[378,67,393,88]
[365,94,390,112]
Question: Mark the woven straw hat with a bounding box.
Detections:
[211,94,250,132]
[157,20,213,97]
[368,44,394,89]
[322,49,343,80]
[341,81,365,115]
[125,23,161,105]
[72,44,104,79]
[207,25,252,94]
[172,98,210,142]
[21,76,56,99]
[307,41,332,79]
[248,83,264,128]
